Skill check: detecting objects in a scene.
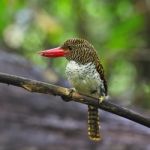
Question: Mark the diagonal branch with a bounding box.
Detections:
[0,72,149,128]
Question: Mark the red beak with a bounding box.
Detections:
[39,47,69,58]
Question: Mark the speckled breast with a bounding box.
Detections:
[65,61,104,97]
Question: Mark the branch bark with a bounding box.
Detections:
[0,72,149,128]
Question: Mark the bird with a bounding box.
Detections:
[39,38,107,141]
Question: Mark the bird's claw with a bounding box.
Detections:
[68,88,76,97]
[99,96,105,104]
[61,88,76,102]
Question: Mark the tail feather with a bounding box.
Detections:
[88,105,101,141]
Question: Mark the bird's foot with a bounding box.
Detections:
[61,88,76,102]
[99,96,105,104]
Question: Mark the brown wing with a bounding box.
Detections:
[94,56,107,96]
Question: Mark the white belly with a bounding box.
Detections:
[66,61,104,97]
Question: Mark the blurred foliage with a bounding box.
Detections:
[0,0,150,108]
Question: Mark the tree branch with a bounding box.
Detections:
[0,72,149,128]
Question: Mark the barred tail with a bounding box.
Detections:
[88,105,101,141]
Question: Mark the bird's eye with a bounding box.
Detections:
[68,46,72,50]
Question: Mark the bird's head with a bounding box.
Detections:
[39,38,97,64]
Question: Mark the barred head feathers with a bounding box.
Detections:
[61,38,97,64]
